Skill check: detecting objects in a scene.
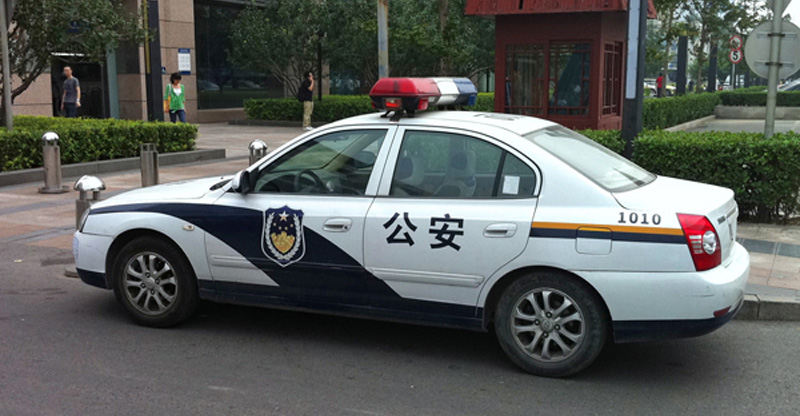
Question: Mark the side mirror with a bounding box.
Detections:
[231,170,252,194]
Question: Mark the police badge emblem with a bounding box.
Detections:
[262,206,305,267]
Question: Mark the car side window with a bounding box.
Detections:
[390,130,536,198]
[254,129,387,195]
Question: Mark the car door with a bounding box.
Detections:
[364,127,540,317]
[205,126,398,309]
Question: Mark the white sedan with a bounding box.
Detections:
[74,78,749,377]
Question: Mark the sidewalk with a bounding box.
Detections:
[1,123,798,317]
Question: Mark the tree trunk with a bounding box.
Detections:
[694,26,708,93]
[438,0,449,75]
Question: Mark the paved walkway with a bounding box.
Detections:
[1,123,798,301]
[686,119,799,134]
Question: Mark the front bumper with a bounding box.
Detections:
[73,231,114,290]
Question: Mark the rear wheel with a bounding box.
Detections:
[494,271,607,377]
[112,237,199,327]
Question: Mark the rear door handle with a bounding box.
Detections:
[484,223,517,238]
[323,218,352,232]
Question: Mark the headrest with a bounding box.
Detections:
[447,149,476,179]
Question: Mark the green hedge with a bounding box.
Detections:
[1,116,197,172]
[580,129,800,222]
[579,129,626,154]
[641,93,721,130]
[718,90,800,107]
[244,92,496,122]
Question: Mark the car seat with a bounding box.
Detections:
[393,154,427,196]
[435,149,476,197]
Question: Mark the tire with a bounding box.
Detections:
[494,271,607,377]
[111,236,199,328]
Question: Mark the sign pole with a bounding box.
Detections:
[621,0,647,159]
[765,0,784,138]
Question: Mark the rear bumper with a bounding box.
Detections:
[612,293,744,343]
[577,242,750,342]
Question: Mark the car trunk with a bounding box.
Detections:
[612,176,738,264]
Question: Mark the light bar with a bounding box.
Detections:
[369,77,477,114]
[432,78,478,106]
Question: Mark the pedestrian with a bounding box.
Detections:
[688,80,695,93]
[164,72,186,123]
[298,71,314,130]
[61,66,81,118]
[656,74,664,98]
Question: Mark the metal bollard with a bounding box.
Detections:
[38,132,68,194]
[249,139,268,166]
[73,175,105,229]
[140,143,159,187]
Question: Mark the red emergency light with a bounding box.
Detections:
[369,78,441,113]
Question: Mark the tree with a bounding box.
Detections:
[652,0,683,94]
[389,0,494,78]
[229,0,326,97]
[229,0,494,96]
[2,0,145,113]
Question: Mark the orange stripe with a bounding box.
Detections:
[531,221,684,236]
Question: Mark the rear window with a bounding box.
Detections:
[525,126,655,192]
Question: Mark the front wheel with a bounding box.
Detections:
[112,237,199,328]
[494,272,607,377]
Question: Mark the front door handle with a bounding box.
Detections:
[484,223,517,238]
[324,218,352,232]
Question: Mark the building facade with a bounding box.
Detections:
[466,0,656,130]
[12,0,325,123]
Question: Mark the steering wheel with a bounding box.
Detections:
[293,169,325,192]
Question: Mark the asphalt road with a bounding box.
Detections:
[2,242,799,416]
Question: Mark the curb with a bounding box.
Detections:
[714,105,800,120]
[735,294,800,321]
[0,148,226,187]
[664,115,717,132]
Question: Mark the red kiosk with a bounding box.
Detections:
[466,0,656,130]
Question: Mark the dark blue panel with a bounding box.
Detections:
[90,203,480,320]
[77,268,109,289]
[201,281,484,330]
[612,299,741,343]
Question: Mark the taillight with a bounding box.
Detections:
[677,214,721,271]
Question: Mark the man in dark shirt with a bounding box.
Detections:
[61,67,81,118]
[299,71,314,130]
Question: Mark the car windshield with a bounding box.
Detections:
[524,126,655,192]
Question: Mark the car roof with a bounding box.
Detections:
[324,110,559,137]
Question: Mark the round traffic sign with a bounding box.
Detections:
[729,49,743,64]
[730,35,743,51]
[744,20,800,79]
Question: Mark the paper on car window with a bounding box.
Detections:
[502,175,520,195]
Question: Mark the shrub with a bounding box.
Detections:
[633,130,800,222]
[578,129,800,222]
[1,116,197,172]
[578,129,626,154]
[718,90,800,107]
[244,92,497,122]
[642,92,721,130]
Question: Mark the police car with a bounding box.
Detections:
[74,77,749,377]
